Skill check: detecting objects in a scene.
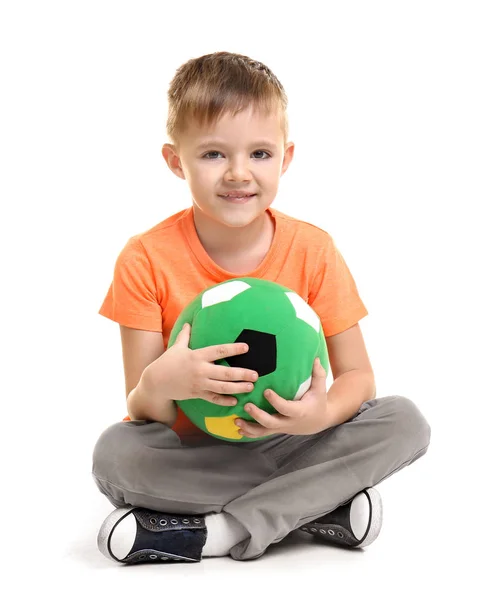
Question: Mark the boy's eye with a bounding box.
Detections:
[202,150,271,160]
[252,150,271,159]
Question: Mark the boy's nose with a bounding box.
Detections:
[225,160,252,182]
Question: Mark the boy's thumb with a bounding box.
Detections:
[175,322,190,345]
[314,357,326,378]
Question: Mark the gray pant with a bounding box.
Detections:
[92,395,431,560]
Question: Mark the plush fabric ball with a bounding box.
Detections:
[167,277,329,442]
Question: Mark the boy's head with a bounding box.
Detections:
[162,52,294,230]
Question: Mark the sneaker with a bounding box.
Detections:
[301,488,383,548]
[97,507,207,564]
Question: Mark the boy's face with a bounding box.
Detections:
[162,105,294,229]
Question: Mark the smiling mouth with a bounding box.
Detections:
[218,194,257,203]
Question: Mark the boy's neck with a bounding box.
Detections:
[192,206,275,266]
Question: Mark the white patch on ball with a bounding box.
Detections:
[202,280,251,308]
[285,292,320,332]
[293,376,312,400]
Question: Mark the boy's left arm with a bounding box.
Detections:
[323,323,376,428]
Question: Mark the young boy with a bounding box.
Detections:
[93,51,431,563]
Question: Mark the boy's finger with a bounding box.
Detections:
[312,357,327,382]
[175,322,190,345]
[263,389,298,417]
[202,342,249,362]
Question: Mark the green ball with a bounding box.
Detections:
[168,277,329,442]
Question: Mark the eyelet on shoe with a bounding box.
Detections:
[140,554,146,559]
[193,518,201,524]
[182,519,190,524]
[170,519,178,525]
[150,518,157,524]
[310,527,317,532]
[149,555,157,559]
[301,527,308,531]
[337,532,344,538]
[320,529,326,534]
[159,519,167,526]
[161,557,169,560]
[328,530,335,535]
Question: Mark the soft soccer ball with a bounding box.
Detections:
[168,277,329,442]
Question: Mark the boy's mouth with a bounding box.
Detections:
[218,193,257,204]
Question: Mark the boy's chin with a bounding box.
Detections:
[216,216,257,229]
[216,209,267,229]
[195,203,268,229]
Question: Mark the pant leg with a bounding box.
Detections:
[224,395,431,560]
[92,395,431,561]
[92,420,281,514]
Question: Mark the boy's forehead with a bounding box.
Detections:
[186,106,283,145]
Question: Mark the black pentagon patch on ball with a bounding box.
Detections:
[227,329,277,377]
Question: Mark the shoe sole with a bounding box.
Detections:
[306,488,383,548]
[97,506,136,562]
[358,488,383,547]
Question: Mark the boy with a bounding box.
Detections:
[93,51,431,563]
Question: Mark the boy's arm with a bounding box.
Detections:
[324,323,376,427]
[120,325,178,426]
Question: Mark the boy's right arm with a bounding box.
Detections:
[121,325,178,426]
[120,323,259,428]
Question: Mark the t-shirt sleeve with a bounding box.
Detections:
[309,234,368,337]
[98,236,163,332]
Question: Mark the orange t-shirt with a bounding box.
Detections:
[99,205,368,436]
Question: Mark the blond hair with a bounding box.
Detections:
[166,52,289,147]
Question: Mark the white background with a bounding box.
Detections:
[1,1,501,597]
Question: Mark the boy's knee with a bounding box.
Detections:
[92,420,181,480]
[92,421,131,480]
[388,395,431,451]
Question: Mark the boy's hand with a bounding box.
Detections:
[146,323,258,406]
[234,358,329,437]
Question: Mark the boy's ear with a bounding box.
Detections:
[280,141,295,176]
[162,144,186,180]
